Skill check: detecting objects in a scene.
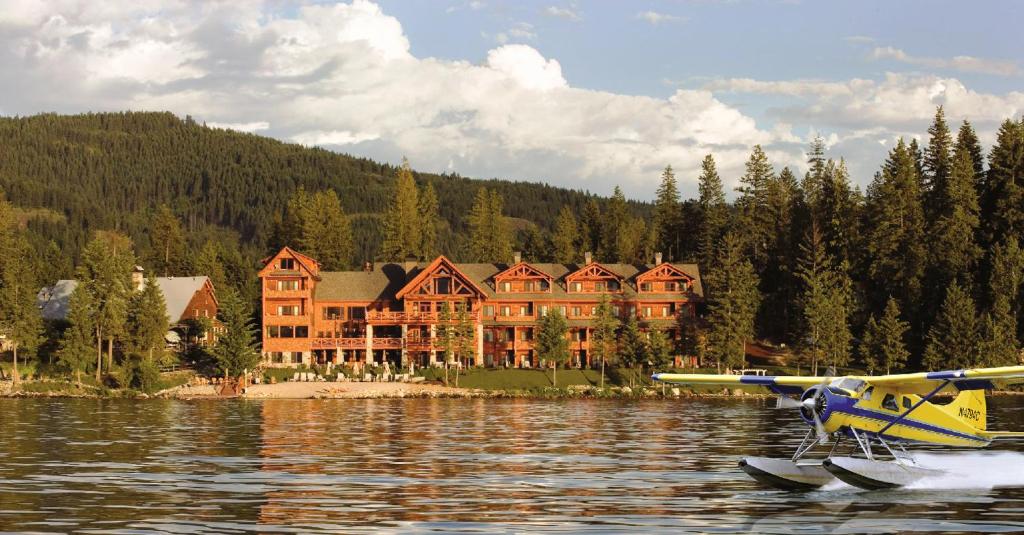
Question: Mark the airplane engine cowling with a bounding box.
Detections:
[799,386,829,427]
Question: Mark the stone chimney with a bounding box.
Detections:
[655,252,663,265]
[131,265,145,292]
[363,261,373,273]
[584,251,592,264]
[513,251,522,264]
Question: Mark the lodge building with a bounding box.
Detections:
[259,247,703,368]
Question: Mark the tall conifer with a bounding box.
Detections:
[381,159,421,261]
[697,154,727,272]
[653,165,682,259]
[860,297,909,375]
[551,206,578,264]
[922,282,979,370]
[418,182,440,259]
[706,233,760,371]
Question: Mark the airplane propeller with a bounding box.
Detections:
[798,378,830,444]
[774,395,802,409]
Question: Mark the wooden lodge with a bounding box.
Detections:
[259,247,703,368]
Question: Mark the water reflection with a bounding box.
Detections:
[0,397,1021,533]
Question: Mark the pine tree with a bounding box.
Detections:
[956,120,985,187]
[580,199,603,255]
[706,232,760,371]
[194,241,228,293]
[418,182,440,259]
[803,136,828,208]
[128,273,169,361]
[466,188,512,262]
[923,106,954,219]
[301,189,353,269]
[922,282,979,370]
[536,309,569,387]
[653,165,681,259]
[988,238,1024,344]
[0,233,44,386]
[979,295,1019,367]
[78,232,134,380]
[381,159,422,260]
[551,206,578,263]
[148,204,187,276]
[818,159,860,266]
[864,139,927,324]
[618,316,648,388]
[697,154,728,275]
[488,189,513,262]
[860,297,910,374]
[981,119,1024,251]
[796,226,852,375]
[211,287,260,380]
[647,329,672,370]
[928,146,981,288]
[735,145,775,271]
[599,186,629,262]
[58,285,96,384]
[282,186,312,249]
[455,304,476,370]
[760,166,800,340]
[591,294,620,388]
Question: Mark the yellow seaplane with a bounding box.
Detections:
[652,365,1024,490]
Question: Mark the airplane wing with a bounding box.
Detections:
[852,365,1024,395]
[650,373,830,395]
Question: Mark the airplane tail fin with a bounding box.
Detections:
[948,389,987,431]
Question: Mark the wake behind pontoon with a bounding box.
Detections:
[823,456,944,490]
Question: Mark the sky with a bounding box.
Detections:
[2,0,1022,200]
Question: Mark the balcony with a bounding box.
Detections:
[366,310,480,324]
[264,288,311,299]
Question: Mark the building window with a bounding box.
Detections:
[628,306,636,317]
[295,326,309,338]
[279,258,296,270]
[613,306,621,316]
[436,277,452,294]
[539,280,550,291]
[538,305,549,317]
[662,306,671,317]
[290,352,303,364]
[522,328,533,341]
[520,305,531,317]
[323,306,343,320]
[570,282,582,292]
[500,305,511,317]
[484,330,494,342]
[278,280,300,291]
[594,281,606,292]
[609,280,620,291]
[280,325,294,338]
[640,282,652,292]
[483,305,495,317]
[500,281,512,292]
[642,306,652,318]
[559,305,567,316]
[349,307,366,320]
[277,305,300,316]
[665,281,677,292]
[523,281,534,292]
[267,326,280,338]
[269,352,284,363]
[571,306,581,317]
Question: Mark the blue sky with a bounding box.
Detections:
[1,0,1022,199]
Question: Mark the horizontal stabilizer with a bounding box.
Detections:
[979,431,1024,440]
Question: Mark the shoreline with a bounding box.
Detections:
[3,379,1024,400]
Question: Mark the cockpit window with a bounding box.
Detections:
[830,378,866,392]
[903,397,913,410]
[862,386,873,400]
[882,393,898,411]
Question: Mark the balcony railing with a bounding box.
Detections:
[366,310,480,323]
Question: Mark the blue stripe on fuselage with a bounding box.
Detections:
[826,394,987,445]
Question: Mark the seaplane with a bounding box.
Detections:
[652,365,1024,490]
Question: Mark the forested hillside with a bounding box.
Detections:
[0,111,640,279]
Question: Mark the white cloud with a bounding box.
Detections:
[871,46,1022,77]
[492,22,535,44]
[544,5,581,21]
[636,11,685,25]
[293,130,379,146]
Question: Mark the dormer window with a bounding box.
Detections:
[500,281,512,292]
[640,282,652,292]
[665,281,677,291]
[436,277,452,294]
[539,280,550,291]
[570,282,582,292]
[608,280,620,291]
[594,281,606,292]
[279,258,296,270]
[523,281,534,292]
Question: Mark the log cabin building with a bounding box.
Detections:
[259,247,703,368]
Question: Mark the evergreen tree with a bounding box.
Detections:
[466,188,513,262]
[282,186,312,249]
[796,226,852,375]
[194,240,228,293]
[455,304,476,370]
[536,309,569,387]
[988,238,1024,343]
[818,159,860,266]
[551,206,578,263]
[979,295,1019,367]
[653,165,682,259]
[591,294,620,388]
[697,154,728,274]
[734,145,775,271]
[418,182,440,259]
[706,232,760,371]
[760,166,801,340]
[58,285,96,384]
[923,106,954,219]
[864,139,927,326]
[922,282,979,370]
[381,159,421,260]
[148,204,187,276]
[647,329,673,370]
[78,232,134,379]
[618,316,648,388]
[928,146,982,289]
[211,287,261,379]
[981,119,1024,251]
[956,120,985,188]
[301,189,353,270]
[803,135,828,208]
[599,186,629,262]
[128,273,170,361]
[580,199,603,255]
[0,233,44,385]
[519,226,551,262]
[860,297,910,374]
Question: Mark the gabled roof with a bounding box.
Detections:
[395,256,488,299]
[565,262,622,281]
[37,280,78,321]
[636,262,697,282]
[493,262,553,281]
[315,264,409,302]
[259,246,320,278]
[38,276,217,323]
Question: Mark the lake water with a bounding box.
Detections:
[1,397,1023,533]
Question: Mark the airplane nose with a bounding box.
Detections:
[802,397,817,411]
